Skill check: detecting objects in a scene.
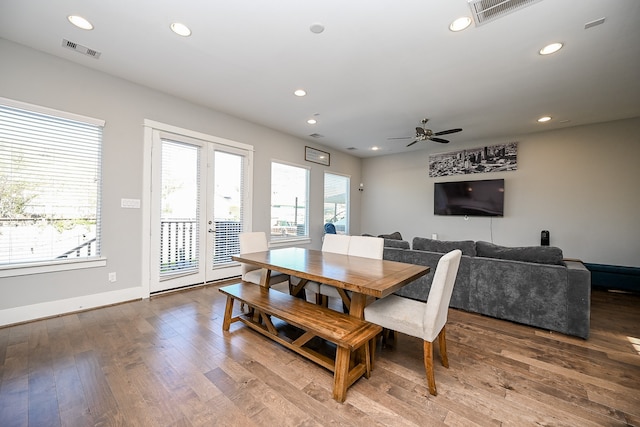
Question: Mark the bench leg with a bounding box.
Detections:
[223,296,234,331]
[333,346,351,403]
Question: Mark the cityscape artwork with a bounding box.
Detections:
[429,142,518,177]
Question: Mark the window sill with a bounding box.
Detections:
[269,237,312,248]
[0,257,107,278]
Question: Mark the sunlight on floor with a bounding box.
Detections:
[627,336,640,355]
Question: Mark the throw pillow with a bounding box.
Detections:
[412,237,476,256]
[378,231,403,240]
[475,241,564,265]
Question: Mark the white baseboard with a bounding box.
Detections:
[0,287,144,327]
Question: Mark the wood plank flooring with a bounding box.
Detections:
[1,284,639,426]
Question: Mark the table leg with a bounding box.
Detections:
[259,268,272,288]
[349,293,367,319]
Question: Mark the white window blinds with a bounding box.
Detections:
[0,99,104,265]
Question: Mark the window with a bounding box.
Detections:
[324,173,349,235]
[0,98,104,268]
[271,162,308,241]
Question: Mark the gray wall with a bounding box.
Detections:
[361,117,640,268]
[0,39,362,313]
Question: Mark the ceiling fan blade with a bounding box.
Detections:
[415,127,425,136]
[434,128,462,136]
[406,140,419,147]
[430,137,449,143]
[387,136,412,140]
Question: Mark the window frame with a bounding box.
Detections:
[323,172,350,235]
[269,160,310,244]
[0,97,106,277]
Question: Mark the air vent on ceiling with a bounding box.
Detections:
[584,17,605,30]
[346,147,357,150]
[62,39,101,59]
[468,0,543,26]
[309,133,324,138]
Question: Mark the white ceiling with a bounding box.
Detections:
[1,0,639,157]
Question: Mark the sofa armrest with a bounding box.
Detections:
[565,260,591,339]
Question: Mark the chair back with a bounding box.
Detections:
[238,231,268,275]
[322,234,350,254]
[324,223,337,234]
[422,249,462,341]
[348,235,383,259]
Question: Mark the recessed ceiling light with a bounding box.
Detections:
[310,23,325,34]
[294,89,307,97]
[371,146,379,151]
[170,22,192,37]
[68,15,93,30]
[307,119,317,124]
[538,116,552,122]
[449,16,472,32]
[539,42,563,55]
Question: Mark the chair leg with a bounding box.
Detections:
[381,328,396,348]
[438,326,449,368]
[423,340,437,396]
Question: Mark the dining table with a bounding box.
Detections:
[232,247,430,319]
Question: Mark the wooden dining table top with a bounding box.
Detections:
[232,247,430,303]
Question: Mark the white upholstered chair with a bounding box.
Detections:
[363,249,462,396]
[319,235,384,310]
[238,231,290,293]
[290,234,351,303]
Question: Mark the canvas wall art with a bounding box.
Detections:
[429,142,518,177]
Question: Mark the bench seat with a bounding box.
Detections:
[219,282,382,402]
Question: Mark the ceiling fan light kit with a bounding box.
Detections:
[396,118,463,147]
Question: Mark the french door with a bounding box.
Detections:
[149,128,252,293]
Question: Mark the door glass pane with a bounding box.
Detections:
[324,173,349,234]
[160,140,199,277]
[213,151,243,266]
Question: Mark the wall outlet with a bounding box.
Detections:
[108,272,117,282]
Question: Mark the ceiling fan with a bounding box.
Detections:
[390,119,463,147]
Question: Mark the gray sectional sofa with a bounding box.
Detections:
[382,236,591,339]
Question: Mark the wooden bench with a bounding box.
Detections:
[219,282,382,402]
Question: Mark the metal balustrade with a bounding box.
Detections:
[45,220,243,274]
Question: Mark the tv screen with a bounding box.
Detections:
[434,179,504,217]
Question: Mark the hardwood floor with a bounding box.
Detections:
[1,284,639,426]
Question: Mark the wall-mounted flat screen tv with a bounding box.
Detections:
[434,179,504,217]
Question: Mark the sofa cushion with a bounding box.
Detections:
[412,237,477,256]
[475,241,564,265]
[378,231,403,240]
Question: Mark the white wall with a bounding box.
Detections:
[361,117,640,268]
[0,39,362,321]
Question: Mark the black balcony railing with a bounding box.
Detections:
[56,238,97,259]
[160,219,242,274]
[50,219,242,274]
